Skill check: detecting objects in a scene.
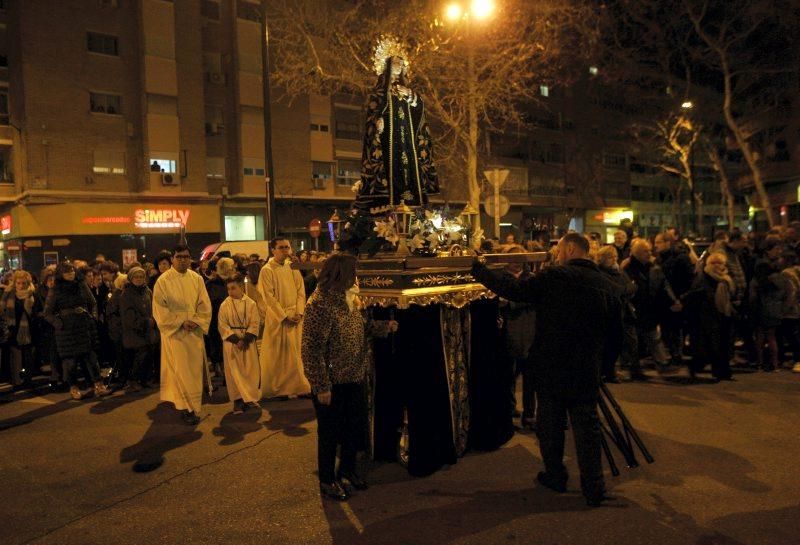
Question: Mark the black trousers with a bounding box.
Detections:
[511,357,536,421]
[536,394,604,498]
[124,346,152,385]
[62,353,101,387]
[312,382,368,484]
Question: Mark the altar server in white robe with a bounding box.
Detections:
[258,238,311,398]
[153,245,212,425]
[218,275,262,413]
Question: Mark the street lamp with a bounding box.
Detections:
[445,0,495,21]
[260,2,277,239]
[681,99,698,235]
[443,0,497,233]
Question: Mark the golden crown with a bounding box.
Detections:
[372,35,410,75]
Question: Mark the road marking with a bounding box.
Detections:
[21,396,56,405]
[341,502,365,534]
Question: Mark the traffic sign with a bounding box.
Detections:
[484,194,510,217]
[308,218,322,238]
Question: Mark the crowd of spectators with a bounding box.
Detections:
[0,246,331,398]
[499,222,800,398]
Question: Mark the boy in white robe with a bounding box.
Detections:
[258,238,311,398]
[152,245,212,425]
[218,275,262,413]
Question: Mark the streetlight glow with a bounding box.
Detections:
[445,3,463,21]
[681,101,694,109]
[470,0,495,19]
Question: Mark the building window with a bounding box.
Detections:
[545,143,564,164]
[602,152,627,170]
[90,92,122,114]
[93,150,126,175]
[0,91,8,125]
[225,215,258,241]
[310,123,330,133]
[202,0,220,20]
[243,166,265,176]
[150,157,176,173]
[206,157,225,179]
[539,85,549,97]
[237,0,261,22]
[334,107,361,140]
[0,55,7,68]
[312,161,333,188]
[336,159,361,186]
[205,105,225,135]
[203,53,225,84]
[87,32,119,56]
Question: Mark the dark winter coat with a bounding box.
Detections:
[44,278,98,359]
[599,264,636,320]
[497,270,536,360]
[34,284,55,361]
[2,288,42,347]
[90,283,109,324]
[749,260,788,329]
[106,288,123,343]
[120,283,157,349]
[657,247,695,298]
[685,272,733,378]
[205,276,227,364]
[623,257,661,329]
[473,258,623,403]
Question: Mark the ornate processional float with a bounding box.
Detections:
[298,36,546,476]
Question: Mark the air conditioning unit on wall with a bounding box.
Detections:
[208,72,226,85]
[161,173,178,186]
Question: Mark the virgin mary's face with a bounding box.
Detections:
[389,56,405,79]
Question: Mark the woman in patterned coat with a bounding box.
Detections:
[301,254,396,501]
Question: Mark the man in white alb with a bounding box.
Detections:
[258,238,310,398]
[153,244,212,424]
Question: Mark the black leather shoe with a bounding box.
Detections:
[338,472,368,491]
[586,494,616,507]
[320,481,349,501]
[537,471,567,493]
[181,410,200,425]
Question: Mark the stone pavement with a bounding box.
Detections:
[1,367,798,545]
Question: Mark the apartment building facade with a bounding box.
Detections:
[0,0,345,270]
[0,0,752,271]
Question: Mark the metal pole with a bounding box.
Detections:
[494,169,501,239]
[261,1,277,239]
[690,146,697,237]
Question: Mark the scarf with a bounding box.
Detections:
[5,288,34,345]
[704,263,734,317]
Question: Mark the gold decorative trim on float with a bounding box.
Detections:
[358,276,395,288]
[359,283,495,310]
[411,273,474,287]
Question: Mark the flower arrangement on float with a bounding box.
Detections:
[329,206,471,257]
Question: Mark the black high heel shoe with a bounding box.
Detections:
[338,471,368,491]
[320,481,349,501]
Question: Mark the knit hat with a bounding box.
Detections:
[127,266,145,280]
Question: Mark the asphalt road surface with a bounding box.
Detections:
[1,367,798,545]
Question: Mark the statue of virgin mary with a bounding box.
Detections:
[353,36,440,215]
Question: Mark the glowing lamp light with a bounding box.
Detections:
[471,0,495,19]
[681,101,694,110]
[445,3,463,21]
[327,209,344,242]
[393,203,415,237]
